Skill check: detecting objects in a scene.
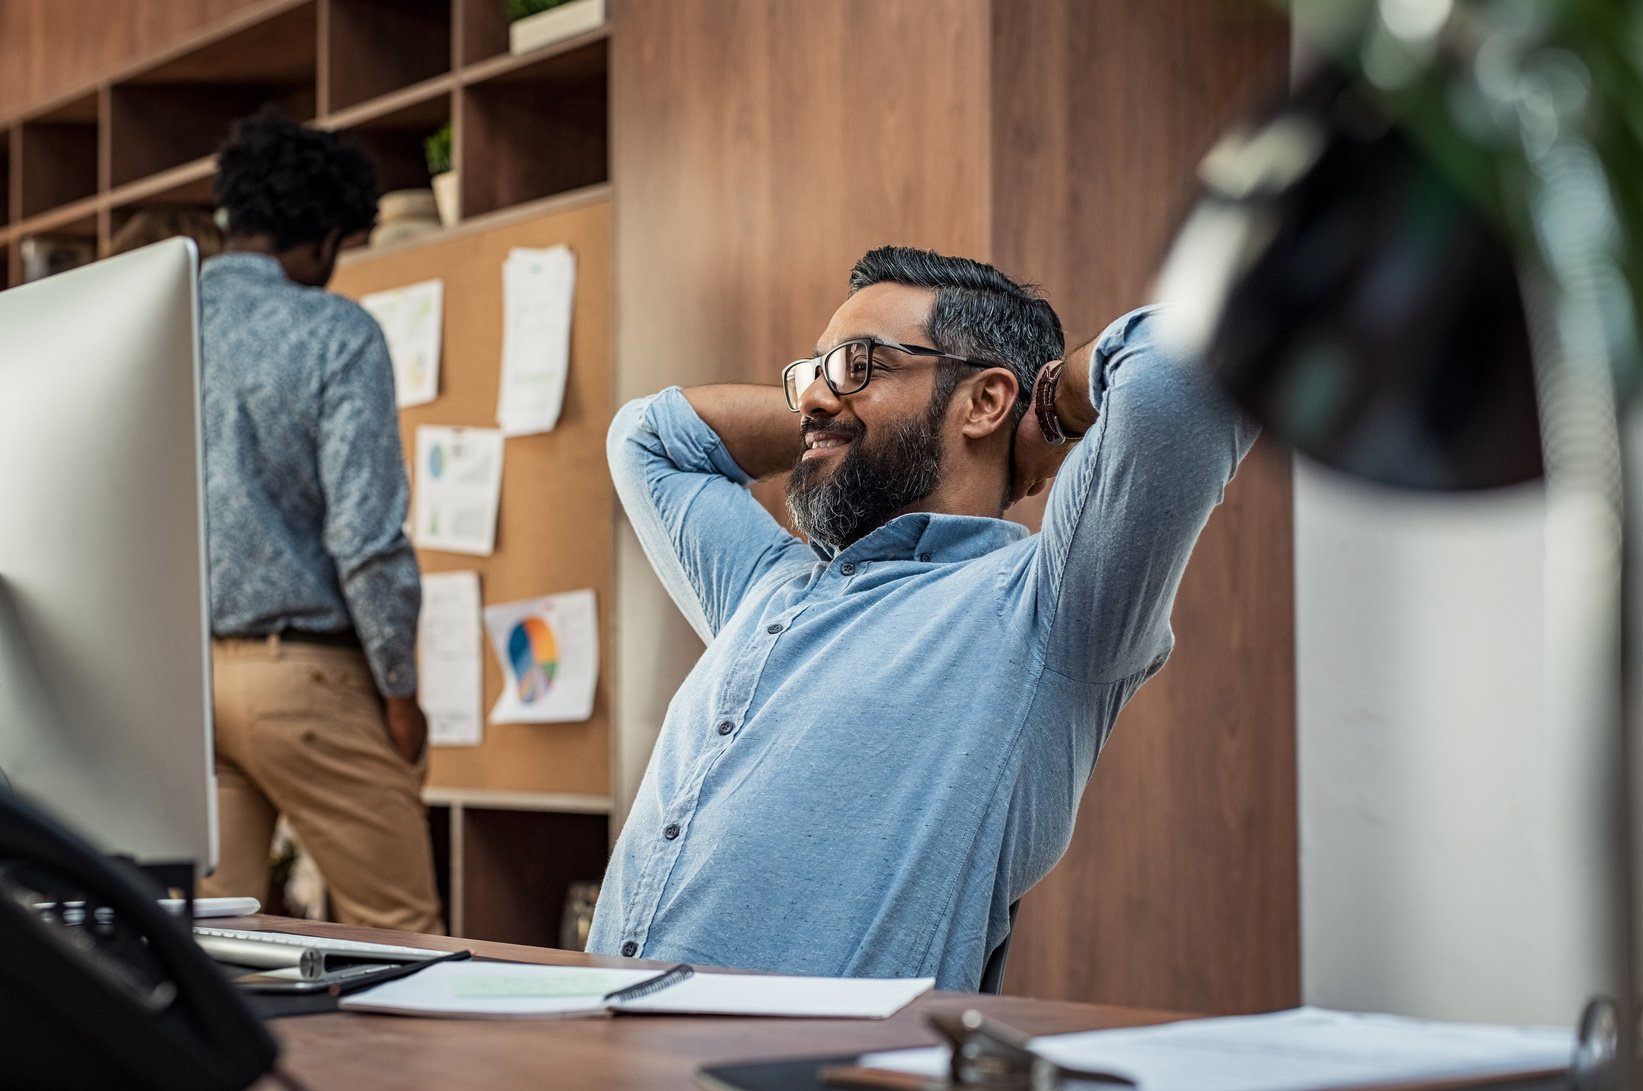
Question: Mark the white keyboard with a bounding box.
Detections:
[193,925,443,961]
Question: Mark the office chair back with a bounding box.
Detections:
[978,900,1020,995]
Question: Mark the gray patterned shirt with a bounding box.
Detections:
[199,252,419,698]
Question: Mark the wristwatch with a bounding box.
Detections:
[1033,360,1085,446]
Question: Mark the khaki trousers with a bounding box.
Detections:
[199,636,444,934]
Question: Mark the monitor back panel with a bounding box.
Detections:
[0,239,215,869]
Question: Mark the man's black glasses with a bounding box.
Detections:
[781,337,994,412]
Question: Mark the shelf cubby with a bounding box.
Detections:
[0,131,11,228]
[16,93,99,220]
[15,201,98,283]
[426,805,454,928]
[457,807,607,947]
[324,0,452,113]
[458,36,608,220]
[108,155,218,213]
[457,0,514,67]
[327,86,452,196]
[108,3,318,188]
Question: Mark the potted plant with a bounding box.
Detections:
[505,0,570,16]
[506,0,606,56]
[424,121,457,227]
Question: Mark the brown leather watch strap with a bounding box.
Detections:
[1033,359,1084,446]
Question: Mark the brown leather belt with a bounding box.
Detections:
[279,628,361,649]
[220,629,361,649]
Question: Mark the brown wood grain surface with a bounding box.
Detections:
[0,0,279,118]
[242,918,1560,1091]
[328,193,614,798]
[240,915,1189,1091]
[985,1,1298,1014]
[612,0,994,403]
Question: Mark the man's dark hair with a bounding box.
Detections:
[213,108,378,250]
[847,246,1065,424]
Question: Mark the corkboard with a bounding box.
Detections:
[330,194,611,797]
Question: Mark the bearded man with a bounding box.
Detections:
[587,247,1255,990]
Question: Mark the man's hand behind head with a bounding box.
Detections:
[1009,368,1075,506]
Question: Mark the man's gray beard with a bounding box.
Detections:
[785,410,944,550]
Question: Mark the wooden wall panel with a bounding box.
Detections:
[987,1,1297,1012]
[612,0,992,401]
[0,0,269,118]
[609,0,995,825]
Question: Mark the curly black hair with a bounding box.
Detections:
[213,108,378,250]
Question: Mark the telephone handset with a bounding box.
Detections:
[0,787,278,1091]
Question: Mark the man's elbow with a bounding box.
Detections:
[606,394,661,475]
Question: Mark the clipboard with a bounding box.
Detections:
[695,1055,1573,1091]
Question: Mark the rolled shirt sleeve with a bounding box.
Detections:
[607,386,811,645]
[317,328,421,697]
[1028,305,1259,684]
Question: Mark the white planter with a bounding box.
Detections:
[509,0,606,55]
[431,171,460,227]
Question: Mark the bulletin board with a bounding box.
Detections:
[330,192,612,797]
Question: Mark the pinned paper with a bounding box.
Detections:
[360,279,443,407]
[418,571,483,747]
[413,425,504,556]
[497,245,575,435]
[482,589,597,724]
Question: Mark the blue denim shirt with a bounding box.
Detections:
[198,252,419,697]
[588,307,1256,988]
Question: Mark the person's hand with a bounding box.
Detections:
[1008,370,1078,505]
[383,695,429,765]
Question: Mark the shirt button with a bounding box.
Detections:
[621,941,637,956]
[716,720,734,736]
[663,823,681,840]
[920,552,933,562]
[840,562,856,576]
[766,622,784,635]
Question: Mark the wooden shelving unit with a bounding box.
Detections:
[425,789,610,946]
[0,0,617,943]
[0,0,610,285]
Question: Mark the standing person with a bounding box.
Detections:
[195,109,442,934]
[589,246,1254,988]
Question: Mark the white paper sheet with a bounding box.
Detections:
[338,961,932,1020]
[341,963,656,1020]
[413,426,504,556]
[418,571,484,747]
[360,278,443,407]
[858,1007,1573,1091]
[497,245,575,436]
[615,971,932,1019]
[482,589,597,724]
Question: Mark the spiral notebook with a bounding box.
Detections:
[337,960,933,1020]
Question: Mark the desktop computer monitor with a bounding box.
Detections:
[0,238,216,876]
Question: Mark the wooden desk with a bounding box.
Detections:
[245,919,1567,1091]
[240,917,1183,1091]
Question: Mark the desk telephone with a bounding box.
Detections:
[0,787,277,1091]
